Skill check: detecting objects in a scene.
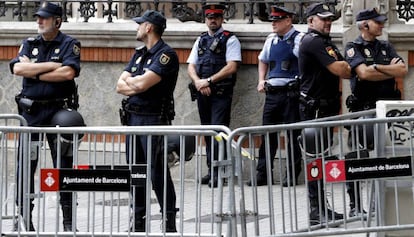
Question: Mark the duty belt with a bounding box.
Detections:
[265,80,298,93]
[125,103,163,115]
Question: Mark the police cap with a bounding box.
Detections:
[133,10,167,30]
[269,6,295,21]
[34,2,63,18]
[203,4,225,17]
[356,8,387,22]
[305,2,334,18]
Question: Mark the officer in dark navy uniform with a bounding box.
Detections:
[248,6,304,187]
[10,2,81,232]
[298,2,351,226]
[116,10,179,233]
[344,8,407,218]
[345,8,407,112]
[187,3,241,188]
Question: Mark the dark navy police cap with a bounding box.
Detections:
[356,8,387,22]
[269,6,295,21]
[305,2,334,18]
[34,2,63,18]
[133,10,167,30]
[203,4,225,17]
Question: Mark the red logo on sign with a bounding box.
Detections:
[325,160,346,182]
[40,169,60,191]
[307,158,323,181]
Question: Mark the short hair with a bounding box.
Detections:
[150,22,164,36]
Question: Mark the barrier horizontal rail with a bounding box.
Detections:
[228,110,414,237]
[0,123,233,237]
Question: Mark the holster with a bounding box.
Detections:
[188,83,198,101]
[119,98,129,125]
[15,95,35,114]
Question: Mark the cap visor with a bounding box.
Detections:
[317,12,334,18]
[206,13,223,17]
[374,15,387,22]
[132,17,145,24]
[33,11,53,18]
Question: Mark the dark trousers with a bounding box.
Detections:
[16,107,74,214]
[197,89,233,176]
[257,92,301,179]
[126,114,177,217]
[299,104,338,207]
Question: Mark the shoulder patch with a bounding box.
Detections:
[159,53,170,65]
[326,46,338,60]
[346,48,355,58]
[73,45,80,56]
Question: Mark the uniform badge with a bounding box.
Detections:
[364,48,371,57]
[381,50,386,56]
[54,48,60,54]
[32,48,38,56]
[131,67,137,72]
[136,57,142,64]
[326,46,337,60]
[18,44,23,53]
[159,53,170,65]
[72,45,80,56]
[346,48,355,58]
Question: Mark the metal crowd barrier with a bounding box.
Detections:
[0,123,233,237]
[229,109,414,237]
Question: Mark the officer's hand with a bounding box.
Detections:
[257,80,266,93]
[194,79,209,91]
[18,55,31,63]
[391,57,403,65]
[200,86,211,96]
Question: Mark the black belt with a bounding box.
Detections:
[125,103,162,115]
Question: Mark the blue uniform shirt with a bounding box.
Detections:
[299,29,343,100]
[345,35,401,100]
[10,32,81,99]
[125,39,179,111]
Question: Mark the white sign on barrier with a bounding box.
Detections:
[376,100,414,147]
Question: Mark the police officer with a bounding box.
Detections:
[116,10,179,232]
[249,6,303,187]
[298,2,351,226]
[344,8,407,218]
[187,3,241,188]
[9,2,81,232]
[345,8,407,112]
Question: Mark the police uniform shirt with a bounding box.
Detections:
[258,27,304,86]
[345,35,401,96]
[124,39,179,105]
[299,29,343,99]
[10,32,81,99]
[186,27,241,64]
[259,27,303,62]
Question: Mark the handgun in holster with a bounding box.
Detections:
[188,83,198,101]
[119,98,129,125]
[299,92,319,111]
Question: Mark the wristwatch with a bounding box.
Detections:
[207,77,212,84]
[372,64,378,71]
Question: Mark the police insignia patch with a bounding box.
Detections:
[159,53,170,65]
[73,45,80,56]
[326,46,337,59]
[347,48,355,58]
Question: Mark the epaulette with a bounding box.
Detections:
[222,30,233,37]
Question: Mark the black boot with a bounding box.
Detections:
[62,205,75,231]
[165,212,177,232]
[13,217,35,231]
[131,215,145,232]
[14,207,35,231]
